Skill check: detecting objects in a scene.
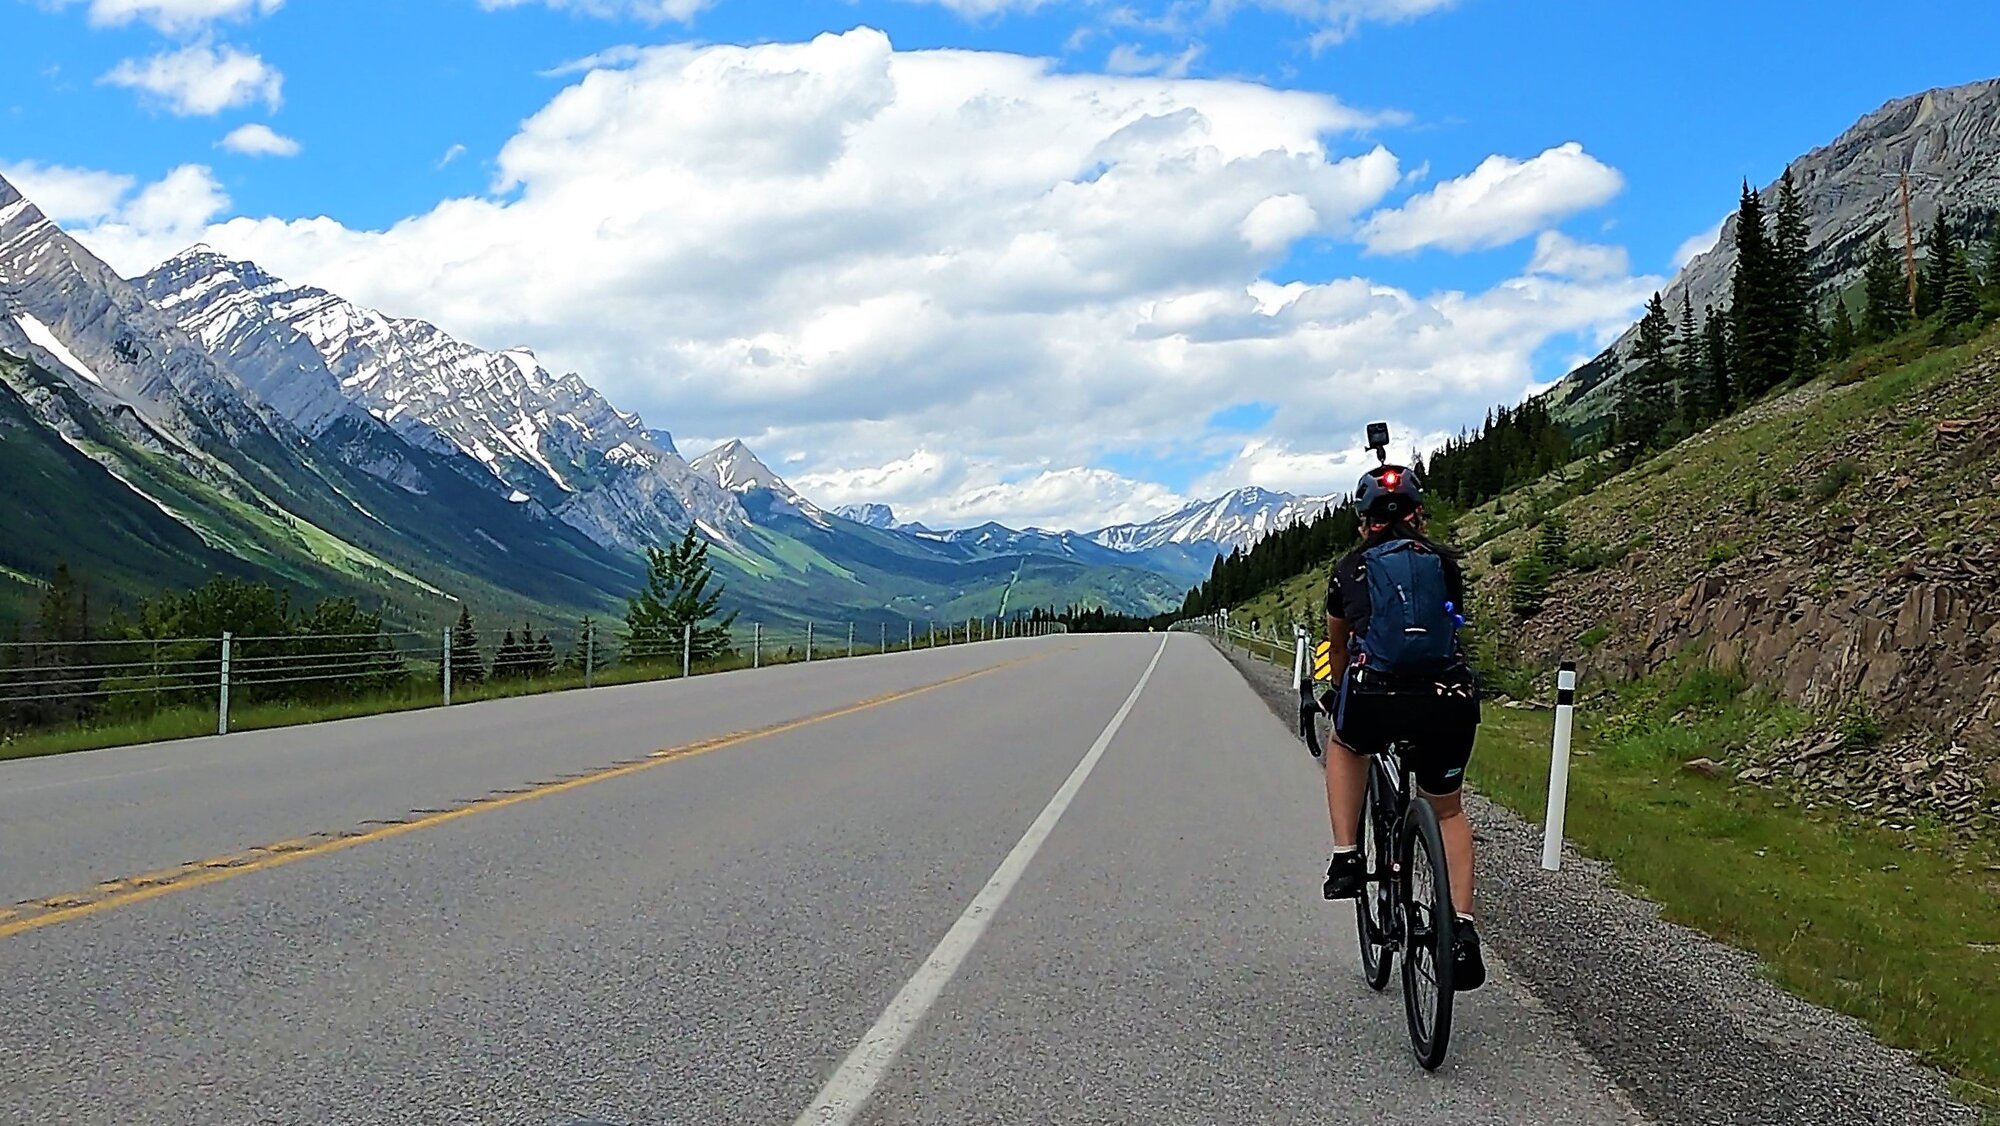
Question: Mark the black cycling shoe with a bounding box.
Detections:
[1453,917,1487,992]
[1322,851,1364,900]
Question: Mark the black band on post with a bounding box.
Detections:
[1557,687,1575,707]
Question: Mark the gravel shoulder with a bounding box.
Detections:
[1213,640,1983,1126]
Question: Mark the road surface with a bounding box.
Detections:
[0,634,1645,1125]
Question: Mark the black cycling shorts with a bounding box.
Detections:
[1333,674,1480,795]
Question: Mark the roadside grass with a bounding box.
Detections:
[1471,687,2000,1103]
[0,640,970,763]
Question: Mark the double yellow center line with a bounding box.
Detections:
[0,654,1041,942]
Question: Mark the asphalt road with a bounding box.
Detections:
[0,634,1647,1125]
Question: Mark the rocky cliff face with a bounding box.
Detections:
[1552,77,2000,422]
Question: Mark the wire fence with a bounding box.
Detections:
[1170,612,1302,667]
[0,614,1071,744]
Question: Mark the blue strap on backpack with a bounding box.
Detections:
[1352,539,1457,676]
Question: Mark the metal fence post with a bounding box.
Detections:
[443,627,453,705]
[683,623,693,679]
[929,621,936,647]
[584,622,595,689]
[753,622,761,669]
[217,631,232,735]
[848,622,855,659]
[881,622,887,653]
[807,621,815,662]
[907,621,914,650]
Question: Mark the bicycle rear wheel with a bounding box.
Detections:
[1399,795,1456,1070]
[1355,765,1394,990]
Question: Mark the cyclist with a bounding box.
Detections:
[1319,462,1486,991]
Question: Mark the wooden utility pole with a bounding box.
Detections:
[1899,172,1919,317]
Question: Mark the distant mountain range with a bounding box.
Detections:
[4,175,1354,629]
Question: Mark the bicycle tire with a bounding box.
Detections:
[1355,764,1394,990]
[1399,794,1456,1070]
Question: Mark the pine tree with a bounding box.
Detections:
[1729,181,1780,401]
[1919,209,1954,319]
[1699,304,1732,420]
[1941,246,1982,329]
[1773,169,1811,374]
[1862,233,1908,341]
[493,629,523,682]
[1828,297,1857,359]
[450,605,485,688]
[624,526,737,665]
[1675,293,1703,430]
[1985,221,2000,290]
[1619,292,1675,450]
[530,630,557,678]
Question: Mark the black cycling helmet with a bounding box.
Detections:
[1356,463,1423,520]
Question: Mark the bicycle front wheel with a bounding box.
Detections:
[1399,796,1456,1070]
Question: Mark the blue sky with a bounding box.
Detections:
[4,0,1998,528]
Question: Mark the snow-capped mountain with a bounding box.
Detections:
[690,439,828,525]
[138,247,745,551]
[834,502,898,529]
[0,172,644,617]
[1089,487,1340,555]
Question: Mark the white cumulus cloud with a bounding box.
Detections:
[1358,142,1623,254]
[218,122,300,157]
[0,161,136,224]
[1527,229,1629,282]
[103,41,283,116]
[1106,41,1203,77]
[479,0,712,22]
[64,28,1649,531]
[54,0,280,34]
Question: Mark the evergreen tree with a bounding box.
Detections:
[1862,233,1909,341]
[1699,304,1732,420]
[1941,246,1982,329]
[1618,292,1676,449]
[1985,221,2000,290]
[1773,168,1811,383]
[1675,293,1703,430]
[531,629,557,677]
[624,526,737,664]
[1729,181,1782,401]
[450,605,486,688]
[1828,297,1857,359]
[1919,209,1954,319]
[493,629,524,681]
[1536,513,1570,570]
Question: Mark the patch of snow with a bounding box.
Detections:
[508,490,531,503]
[13,313,103,386]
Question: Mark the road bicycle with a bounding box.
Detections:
[1301,675,1458,1071]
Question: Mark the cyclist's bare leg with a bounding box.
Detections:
[1325,734,1366,847]
[1420,788,1476,917]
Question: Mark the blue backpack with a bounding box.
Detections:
[1353,538,1458,675]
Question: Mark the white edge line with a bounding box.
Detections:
[792,634,1172,1126]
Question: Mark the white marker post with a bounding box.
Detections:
[1541,659,1579,872]
[1292,626,1309,691]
